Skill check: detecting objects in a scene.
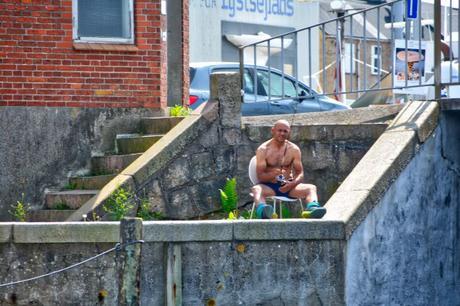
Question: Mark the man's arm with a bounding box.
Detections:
[255,147,278,183]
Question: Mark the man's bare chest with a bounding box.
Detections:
[265,147,293,168]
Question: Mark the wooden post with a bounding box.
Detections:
[165,243,182,306]
[118,217,143,306]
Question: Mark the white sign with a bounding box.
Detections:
[393,40,433,95]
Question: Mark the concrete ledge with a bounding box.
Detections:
[143,220,233,241]
[233,219,345,240]
[0,223,13,242]
[388,101,439,143]
[324,101,438,239]
[242,104,403,126]
[8,219,345,244]
[245,123,388,143]
[13,222,119,243]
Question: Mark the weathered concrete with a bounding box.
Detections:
[45,190,98,209]
[140,116,184,134]
[0,242,119,305]
[346,116,460,305]
[1,220,346,305]
[324,101,440,238]
[118,218,143,305]
[13,222,119,243]
[0,106,161,221]
[0,223,12,242]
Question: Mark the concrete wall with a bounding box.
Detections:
[0,220,346,306]
[346,112,460,305]
[0,106,161,221]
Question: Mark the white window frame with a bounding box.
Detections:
[72,0,135,44]
[344,43,356,74]
[371,45,381,75]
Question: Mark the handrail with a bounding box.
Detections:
[238,0,459,105]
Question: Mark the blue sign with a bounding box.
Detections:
[406,0,418,19]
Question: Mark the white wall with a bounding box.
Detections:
[189,0,320,79]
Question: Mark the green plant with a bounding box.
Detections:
[63,182,77,190]
[219,178,239,217]
[136,199,163,221]
[169,104,191,117]
[103,187,134,221]
[9,193,30,222]
[54,202,71,210]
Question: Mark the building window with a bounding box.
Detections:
[344,43,356,74]
[72,0,134,44]
[371,45,382,75]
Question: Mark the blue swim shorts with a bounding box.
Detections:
[262,182,294,198]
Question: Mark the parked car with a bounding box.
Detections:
[189,62,350,116]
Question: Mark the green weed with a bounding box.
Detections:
[169,104,191,117]
[9,193,30,222]
[136,199,163,221]
[103,187,134,221]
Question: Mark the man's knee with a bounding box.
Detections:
[251,185,262,195]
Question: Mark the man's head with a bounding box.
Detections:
[271,119,291,144]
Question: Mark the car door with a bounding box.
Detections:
[211,67,270,116]
[255,69,297,114]
[295,82,323,113]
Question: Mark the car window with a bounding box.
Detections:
[256,70,297,97]
[212,68,254,95]
[189,67,196,83]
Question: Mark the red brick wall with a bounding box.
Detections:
[0,0,169,109]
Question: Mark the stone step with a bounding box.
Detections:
[69,174,117,190]
[91,153,142,175]
[116,134,163,154]
[28,210,75,222]
[140,116,184,134]
[45,190,98,209]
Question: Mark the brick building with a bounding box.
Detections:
[0,0,189,220]
[0,0,189,109]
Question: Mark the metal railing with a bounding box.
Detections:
[238,0,459,105]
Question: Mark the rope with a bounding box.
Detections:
[0,239,144,288]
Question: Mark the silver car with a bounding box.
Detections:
[189,62,350,116]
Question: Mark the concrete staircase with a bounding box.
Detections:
[28,116,184,222]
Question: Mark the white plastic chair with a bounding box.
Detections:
[248,156,303,219]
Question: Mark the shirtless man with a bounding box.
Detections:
[251,119,326,219]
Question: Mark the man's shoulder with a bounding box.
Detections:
[257,140,272,151]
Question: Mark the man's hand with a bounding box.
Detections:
[279,180,295,193]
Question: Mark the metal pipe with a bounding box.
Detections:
[322,25,326,94]
[308,28,312,90]
[434,0,442,99]
[377,6,381,89]
[239,48,244,103]
[363,11,367,92]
